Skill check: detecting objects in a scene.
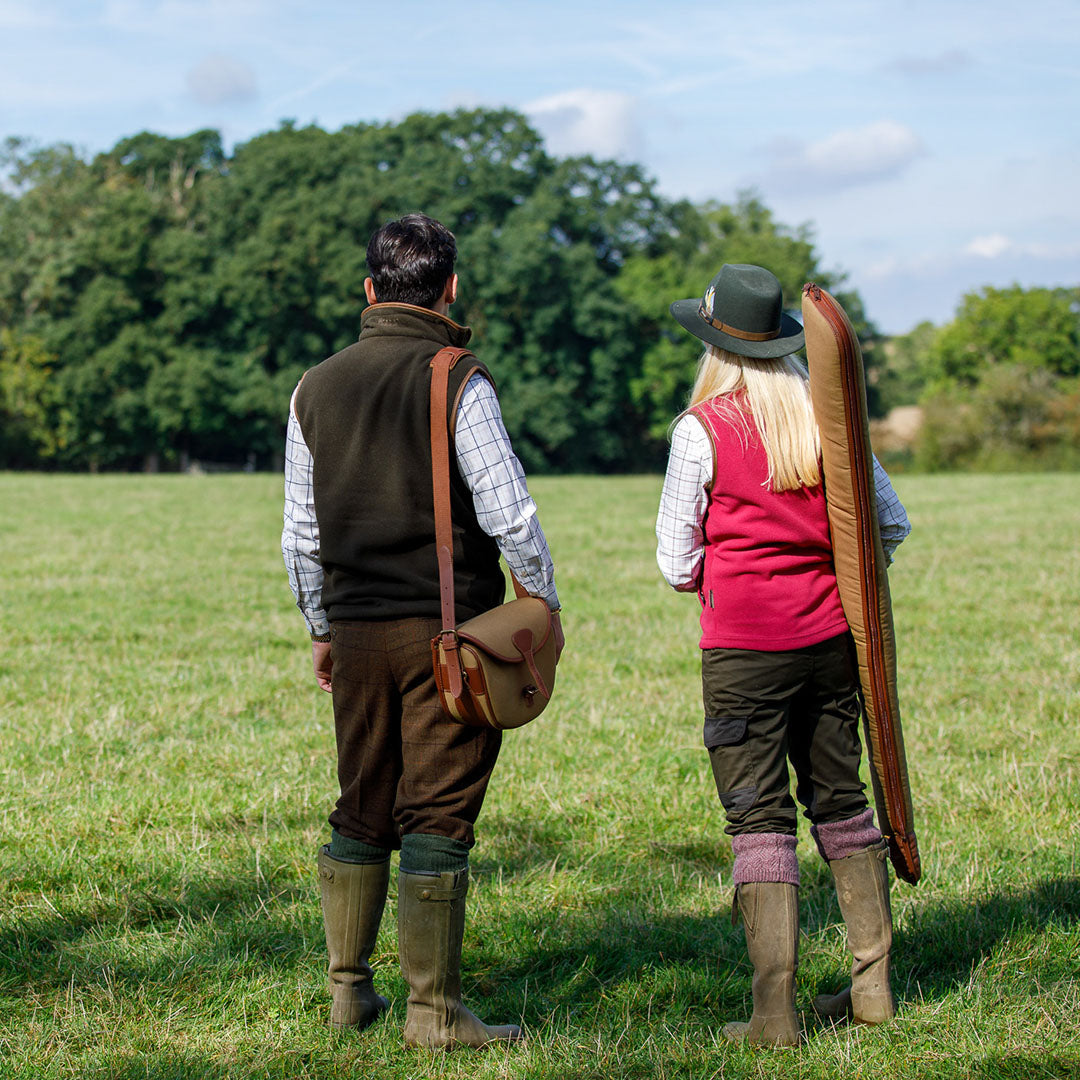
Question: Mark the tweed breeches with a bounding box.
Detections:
[328,617,502,849]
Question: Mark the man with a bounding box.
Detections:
[282,213,562,1049]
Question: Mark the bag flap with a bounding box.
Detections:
[456,597,552,661]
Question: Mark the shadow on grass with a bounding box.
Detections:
[962,1054,1080,1080]
[796,862,1080,998]
[32,1052,371,1080]
[101,1051,405,1080]
[0,875,313,997]
[2,812,1077,1066]
[430,807,1080,1028]
[468,808,1080,1030]
[81,1051,1080,1080]
[894,874,1080,995]
[910,1052,1080,1080]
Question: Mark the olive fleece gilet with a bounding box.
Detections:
[293,303,504,623]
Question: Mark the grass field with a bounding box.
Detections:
[1,471,1078,1080]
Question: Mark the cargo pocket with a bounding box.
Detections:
[704,714,757,822]
[703,716,747,750]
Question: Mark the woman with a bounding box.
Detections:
[655,264,911,1046]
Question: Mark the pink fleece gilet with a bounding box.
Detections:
[693,399,849,652]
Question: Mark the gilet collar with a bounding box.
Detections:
[358,303,472,348]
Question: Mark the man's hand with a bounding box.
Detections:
[312,640,333,693]
[552,610,565,662]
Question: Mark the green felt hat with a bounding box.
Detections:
[670,263,804,359]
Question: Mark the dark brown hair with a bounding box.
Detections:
[365,213,457,308]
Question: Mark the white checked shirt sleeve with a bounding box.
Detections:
[872,456,912,564]
[656,412,711,591]
[455,373,560,609]
[282,387,330,638]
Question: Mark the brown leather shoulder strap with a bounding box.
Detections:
[429,347,474,634]
[430,346,477,700]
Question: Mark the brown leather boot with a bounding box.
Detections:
[813,840,897,1025]
[398,868,524,1050]
[722,882,800,1047]
[317,848,390,1031]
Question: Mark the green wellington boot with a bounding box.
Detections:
[398,868,524,1050]
[317,847,390,1031]
[722,882,800,1047]
[813,840,897,1025]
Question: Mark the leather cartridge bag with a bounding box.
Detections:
[428,346,558,730]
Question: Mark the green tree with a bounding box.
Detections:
[0,114,876,472]
[456,154,676,470]
[0,132,228,468]
[876,320,938,414]
[926,284,1080,390]
[913,284,1080,470]
[206,111,673,471]
[0,328,68,466]
[915,365,1079,471]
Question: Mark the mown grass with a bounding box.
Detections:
[0,471,1077,1079]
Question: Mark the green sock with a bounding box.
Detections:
[328,829,390,864]
[400,832,470,875]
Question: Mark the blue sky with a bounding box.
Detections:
[2,0,1078,334]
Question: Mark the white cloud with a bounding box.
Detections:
[767,121,925,191]
[963,235,1080,261]
[808,121,923,183]
[186,54,257,106]
[966,233,1012,258]
[524,88,640,160]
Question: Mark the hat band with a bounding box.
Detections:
[698,304,780,342]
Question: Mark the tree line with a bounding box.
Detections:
[1,108,1077,473]
[882,286,1080,470]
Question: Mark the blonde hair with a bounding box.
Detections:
[684,346,821,492]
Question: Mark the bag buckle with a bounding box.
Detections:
[439,630,465,699]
